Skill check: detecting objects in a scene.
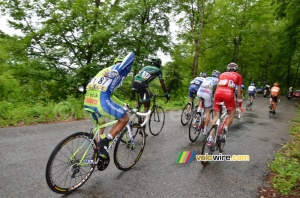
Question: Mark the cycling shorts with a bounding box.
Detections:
[214,87,236,112]
[188,84,200,98]
[132,81,151,102]
[84,90,126,121]
[197,87,213,108]
[270,95,278,103]
[248,91,255,97]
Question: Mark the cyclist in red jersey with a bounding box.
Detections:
[207,62,243,145]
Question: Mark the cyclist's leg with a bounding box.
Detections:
[97,96,129,158]
[223,93,236,133]
[187,85,195,112]
[196,87,204,112]
[133,81,151,112]
[202,89,213,134]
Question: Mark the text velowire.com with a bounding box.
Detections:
[196,153,250,161]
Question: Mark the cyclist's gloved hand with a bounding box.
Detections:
[165,92,170,101]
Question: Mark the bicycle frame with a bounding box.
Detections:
[210,102,228,144]
[71,109,151,166]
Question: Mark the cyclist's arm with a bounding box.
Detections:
[159,78,168,93]
[158,71,168,94]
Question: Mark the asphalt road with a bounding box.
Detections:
[0,96,299,198]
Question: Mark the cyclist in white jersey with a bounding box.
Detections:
[196,70,220,135]
[248,83,256,101]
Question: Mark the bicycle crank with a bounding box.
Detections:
[97,155,110,171]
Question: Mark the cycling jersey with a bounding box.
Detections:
[214,72,243,111]
[188,77,205,98]
[197,76,218,108]
[133,65,163,101]
[270,86,280,97]
[84,52,135,121]
[134,66,163,84]
[248,85,256,97]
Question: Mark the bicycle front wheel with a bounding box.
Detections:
[149,106,165,136]
[114,123,146,171]
[188,113,202,142]
[181,103,192,125]
[45,132,97,194]
[201,125,217,166]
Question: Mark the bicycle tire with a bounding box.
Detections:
[201,125,217,166]
[188,113,202,142]
[45,132,97,194]
[217,118,227,153]
[246,100,251,110]
[181,103,192,125]
[149,106,165,136]
[114,123,146,171]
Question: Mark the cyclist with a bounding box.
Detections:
[132,56,170,113]
[269,82,281,114]
[263,84,270,97]
[196,70,220,135]
[186,72,207,113]
[247,83,256,104]
[84,52,135,159]
[207,62,243,146]
[235,84,244,99]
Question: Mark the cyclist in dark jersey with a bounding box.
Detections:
[132,57,170,113]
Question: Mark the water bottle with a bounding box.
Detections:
[83,159,94,165]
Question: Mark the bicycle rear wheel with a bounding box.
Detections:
[201,125,217,166]
[45,132,97,194]
[188,113,202,142]
[181,103,192,125]
[114,123,146,171]
[149,106,165,136]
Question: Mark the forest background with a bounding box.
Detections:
[0,0,299,126]
[1,0,300,196]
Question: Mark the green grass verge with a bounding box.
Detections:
[268,107,300,195]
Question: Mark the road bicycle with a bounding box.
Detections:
[246,96,254,111]
[188,98,214,142]
[132,89,168,136]
[269,103,276,118]
[201,102,228,166]
[45,107,150,194]
[181,93,198,126]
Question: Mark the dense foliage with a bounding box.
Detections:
[0,0,299,126]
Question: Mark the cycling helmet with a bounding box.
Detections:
[114,56,124,64]
[200,72,207,77]
[150,57,162,68]
[274,82,279,87]
[250,83,255,86]
[227,62,238,72]
[211,70,220,78]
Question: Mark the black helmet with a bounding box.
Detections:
[150,57,162,68]
[227,62,238,72]
[212,70,220,78]
[199,72,207,77]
